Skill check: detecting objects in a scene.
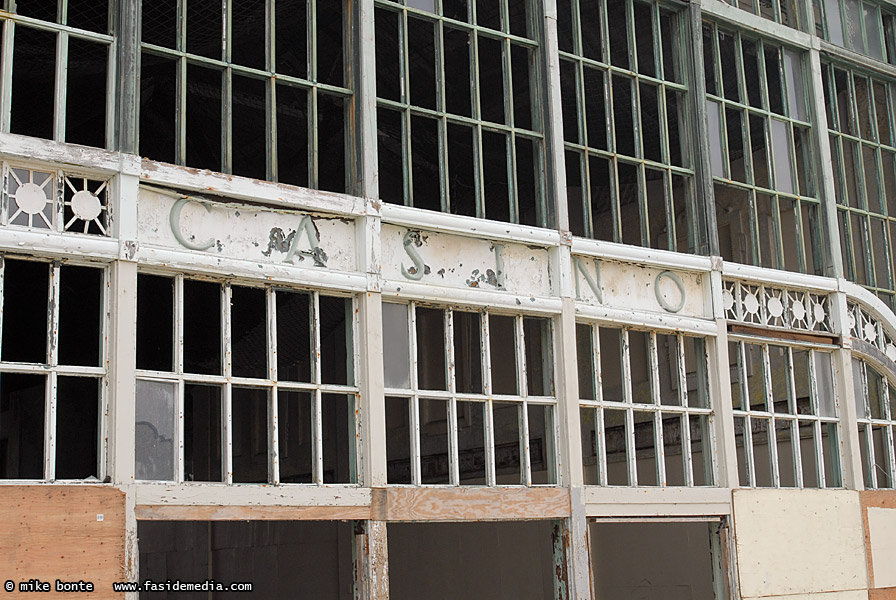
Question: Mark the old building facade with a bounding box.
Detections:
[0,0,895,597]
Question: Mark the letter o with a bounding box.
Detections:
[654,270,686,313]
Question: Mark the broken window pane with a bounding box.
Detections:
[65,38,107,148]
[10,26,55,141]
[232,387,270,483]
[0,374,45,479]
[184,384,222,482]
[183,279,222,376]
[279,390,313,483]
[231,286,268,379]
[420,398,450,484]
[320,296,351,385]
[322,394,355,483]
[135,379,175,481]
[55,376,99,479]
[386,396,412,484]
[416,307,447,391]
[2,259,49,364]
[490,315,518,395]
[276,291,311,383]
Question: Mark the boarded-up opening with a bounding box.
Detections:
[387,521,554,600]
[590,520,719,599]
[138,520,354,599]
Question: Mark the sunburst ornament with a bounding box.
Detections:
[7,168,54,229]
[64,176,108,235]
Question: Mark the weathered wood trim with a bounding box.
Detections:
[134,505,372,521]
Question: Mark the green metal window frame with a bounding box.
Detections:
[558,0,695,252]
[137,0,353,192]
[852,357,896,488]
[815,0,892,62]
[824,62,896,307]
[728,0,802,31]
[0,1,117,148]
[704,22,823,275]
[373,0,548,227]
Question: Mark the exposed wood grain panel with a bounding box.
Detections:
[871,588,896,600]
[374,487,571,521]
[134,504,371,521]
[0,486,126,598]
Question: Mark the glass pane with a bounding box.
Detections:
[524,317,553,396]
[493,401,522,484]
[454,311,483,394]
[383,303,411,389]
[458,400,487,484]
[135,379,175,481]
[528,404,554,484]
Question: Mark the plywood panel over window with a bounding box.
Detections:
[0,486,125,598]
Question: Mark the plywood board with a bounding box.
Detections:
[733,489,868,598]
[373,487,570,521]
[861,491,896,589]
[0,486,126,598]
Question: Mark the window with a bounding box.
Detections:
[852,358,896,488]
[729,337,841,487]
[135,274,357,484]
[705,24,822,274]
[815,0,892,62]
[558,0,694,251]
[139,0,350,192]
[375,0,547,226]
[0,1,113,148]
[825,64,896,308]
[2,164,111,235]
[727,0,801,29]
[577,324,715,487]
[0,257,106,480]
[383,303,556,485]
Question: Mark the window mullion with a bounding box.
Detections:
[446,310,460,485]
[482,310,496,485]
[268,288,280,485]
[53,31,68,142]
[223,283,234,484]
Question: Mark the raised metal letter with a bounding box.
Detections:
[654,270,686,313]
[574,257,603,303]
[169,197,214,251]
